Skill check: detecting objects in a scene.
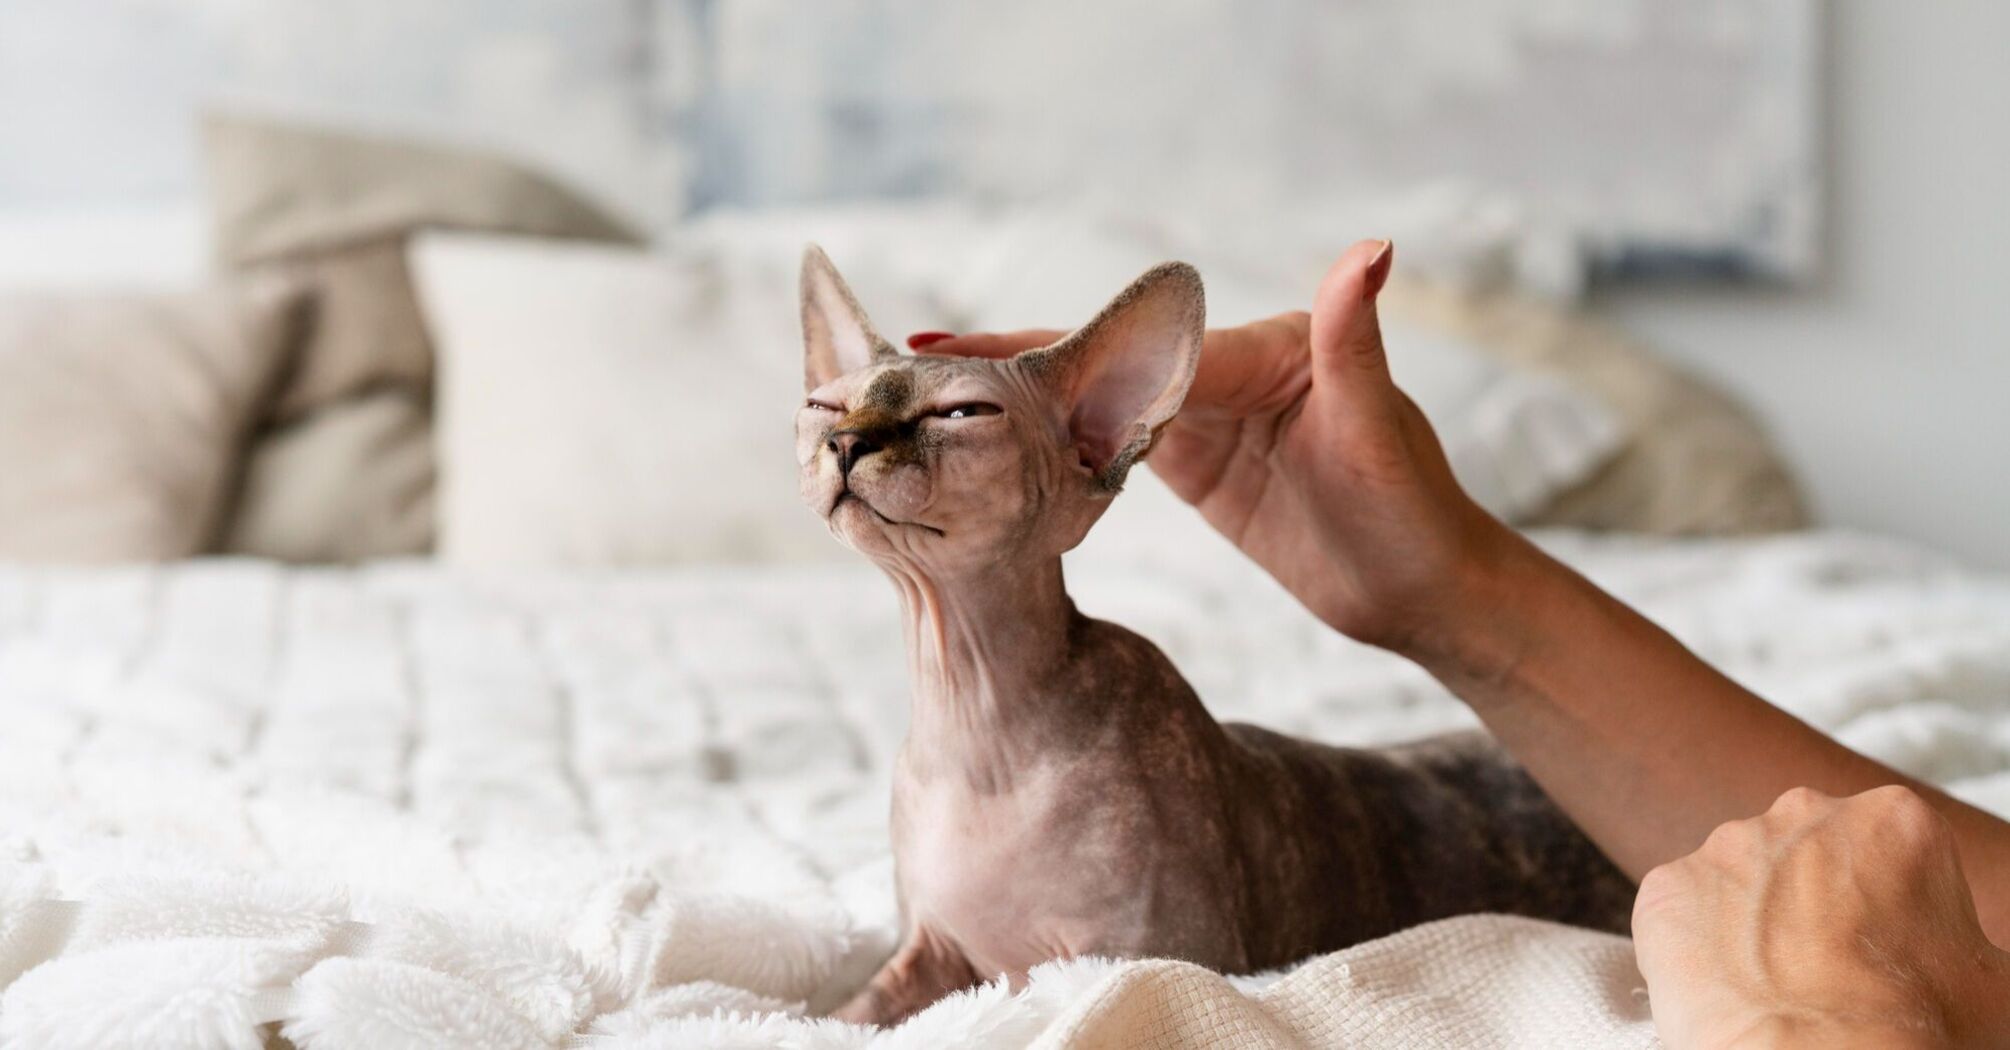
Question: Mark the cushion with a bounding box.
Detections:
[1380,276,1809,535]
[220,389,436,564]
[204,113,645,562]
[411,233,890,567]
[241,237,437,421]
[0,282,304,562]
[1377,318,1622,523]
[205,112,644,420]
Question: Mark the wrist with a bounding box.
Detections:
[1386,522,1567,690]
[1705,953,2010,1050]
[1719,1013,1944,1050]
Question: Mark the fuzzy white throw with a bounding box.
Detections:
[4,530,2010,1048]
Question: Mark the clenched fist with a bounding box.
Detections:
[1633,785,2010,1049]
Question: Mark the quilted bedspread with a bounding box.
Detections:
[4,529,2010,1048]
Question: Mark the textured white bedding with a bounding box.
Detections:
[4,530,2010,1047]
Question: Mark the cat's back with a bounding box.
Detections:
[1223,724,1636,939]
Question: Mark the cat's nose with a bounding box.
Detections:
[827,429,881,476]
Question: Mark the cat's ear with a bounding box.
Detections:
[1025,262,1205,489]
[801,244,895,391]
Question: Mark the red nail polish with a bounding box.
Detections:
[1364,241,1395,302]
[907,331,955,349]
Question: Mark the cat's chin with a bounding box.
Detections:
[830,492,944,542]
[829,494,877,532]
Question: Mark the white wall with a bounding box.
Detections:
[1591,2,2010,570]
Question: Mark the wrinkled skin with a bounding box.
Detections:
[1634,785,2010,1049]
[794,247,1634,1026]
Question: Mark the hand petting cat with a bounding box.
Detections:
[915,240,1512,670]
[920,238,2010,1050]
[804,243,1633,1026]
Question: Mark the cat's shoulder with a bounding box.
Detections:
[1066,613,1184,673]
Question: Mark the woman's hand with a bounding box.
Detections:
[1633,786,2010,1050]
[925,244,2010,949]
[917,240,1517,661]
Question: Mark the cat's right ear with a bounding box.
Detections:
[801,245,894,391]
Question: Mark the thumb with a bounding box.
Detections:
[1309,239,1396,390]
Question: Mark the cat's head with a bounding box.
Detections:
[795,246,1204,574]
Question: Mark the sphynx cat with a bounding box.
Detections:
[793,247,1635,1026]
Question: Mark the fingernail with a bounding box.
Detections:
[1364,240,1395,302]
[906,331,955,349]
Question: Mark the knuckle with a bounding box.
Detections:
[1632,861,1692,928]
[1701,815,1759,857]
[1268,311,1313,346]
[1860,782,1929,813]
[1636,861,1684,900]
[1859,785,1947,847]
[1771,785,1830,818]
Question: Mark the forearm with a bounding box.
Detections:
[1406,529,2010,941]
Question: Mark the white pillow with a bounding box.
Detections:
[1381,318,1623,522]
[411,232,927,567]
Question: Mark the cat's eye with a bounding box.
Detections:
[934,402,1002,420]
[805,399,842,412]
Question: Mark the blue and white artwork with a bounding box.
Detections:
[665,0,1820,284]
[0,0,1819,286]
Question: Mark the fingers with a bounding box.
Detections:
[1310,239,1397,390]
[1632,857,1692,927]
[1685,785,1959,886]
[910,329,1064,358]
[1177,312,1312,416]
[923,315,1313,417]
[1190,238,1397,415]
[917,239,1397,419]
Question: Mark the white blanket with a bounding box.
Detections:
[4,530,2010,1048]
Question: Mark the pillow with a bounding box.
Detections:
[205,112,644,419]
[1379,318,1622,522]
[204,113,645,562]
[1379,277,1809,535]
[220,389,435,563]
[0,282,304,562]
[411,233,944,567]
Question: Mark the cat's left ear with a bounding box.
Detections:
[1026,262,1205,489]
[801,244,896,391]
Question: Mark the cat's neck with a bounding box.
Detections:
[880,555,1084,786]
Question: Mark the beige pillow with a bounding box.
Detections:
[204,112,645,561]
[221,389,435,563]
[206,108,643,414]
[206,112,644,419]
[245,237,436,420]
[0,282,304,562]
[1380,277,1808,535]
[411,233,894,567]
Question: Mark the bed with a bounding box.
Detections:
[4,528,2010,1047]
[0,115,1986,1048]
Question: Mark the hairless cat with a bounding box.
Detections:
[793,246,1635,1026]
